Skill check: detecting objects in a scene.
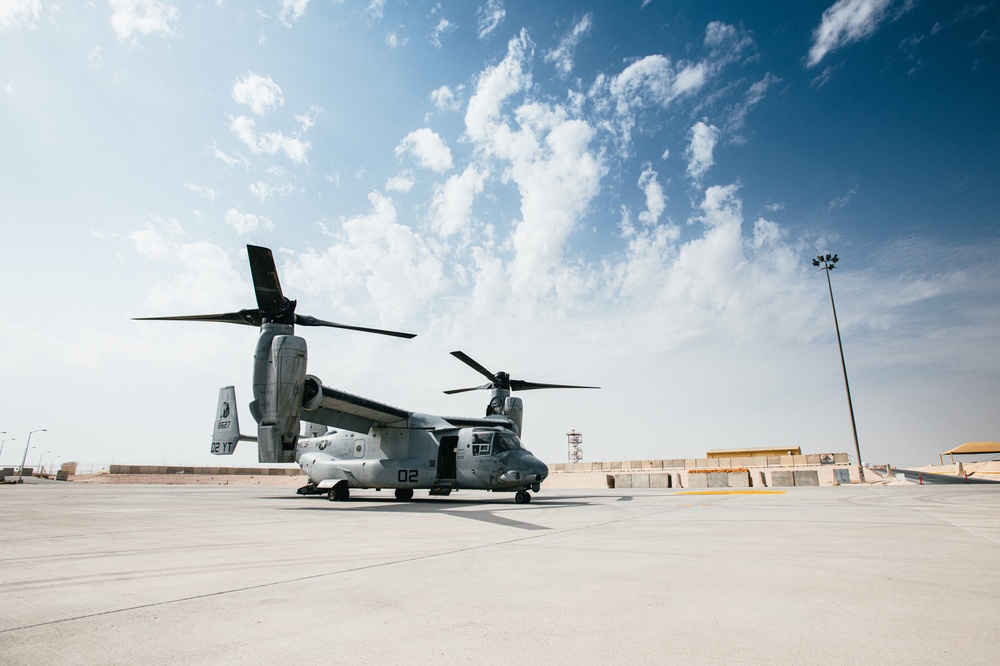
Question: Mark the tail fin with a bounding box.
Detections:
[212,386,256,455]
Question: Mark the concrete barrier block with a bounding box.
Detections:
[648,460,662,470]
[771,471,795,487]
[664,459,683,469]
[614,474,633,489]
[702,458,718,468]
[684,459,699,469]
[779,456,794,467]
[806,454,821,465]
[577,462,593,472]
[749,457,768,468]
[552,463,565,472]
[728,472,750,488]
[609,461,621,470]
[632,474,650,488]
[834,452,849,464]
[793,470,819,486]
[792,455,808,466]
[650,473,671,488]
[767,456,781,466]
[707,472,728,487]
[687,472,708,488]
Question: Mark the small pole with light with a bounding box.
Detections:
[812,254,863,482]
[0,434,12,464]
[17,429,47,483]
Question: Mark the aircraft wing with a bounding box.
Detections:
[302,386,514,434]
[303,386,411,433]
[441,415,516,430]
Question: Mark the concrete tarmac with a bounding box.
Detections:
[2,484,998,664]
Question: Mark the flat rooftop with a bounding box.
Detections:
[3,483,999,663]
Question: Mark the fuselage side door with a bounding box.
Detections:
[437,434,458,482]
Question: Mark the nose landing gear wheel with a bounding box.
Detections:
[515,490,531,503]
[395,488,414,501]
[327,485,350,502]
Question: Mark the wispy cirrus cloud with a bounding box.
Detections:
[807,0,894,67]
[476,0,505,39]
[544,13,593,76]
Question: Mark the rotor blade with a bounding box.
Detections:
[247,245,285,313]
[295,314,416,339]
[132,310,261,326]
[450,351,497,383]
[509,380,601,392]
[443,383,495,395]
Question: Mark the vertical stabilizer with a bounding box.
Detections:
[212,386,254,454]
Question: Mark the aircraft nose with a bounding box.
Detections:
[526,455,548,482]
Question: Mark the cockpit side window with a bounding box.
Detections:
[472,430,493,456]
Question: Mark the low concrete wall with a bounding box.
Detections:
[109,465,301,476]
[551,464,857,488]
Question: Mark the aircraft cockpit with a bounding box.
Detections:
[471,428,522,456]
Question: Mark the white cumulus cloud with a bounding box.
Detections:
[228,115,311,164]
[110,0,179,42]
[224,207,274,234]
[0,0,40,32]
[279,0,308,26]
[685,121,719,181]
[232,73,284,117]
[395,128,454,173]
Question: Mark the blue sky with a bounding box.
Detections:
[1,0,998,471]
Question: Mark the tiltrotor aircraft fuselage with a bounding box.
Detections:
[138,245,594,504]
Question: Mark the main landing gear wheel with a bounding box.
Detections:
[327,485,350,502]
[395,488,414,501]
[515,490,531,504]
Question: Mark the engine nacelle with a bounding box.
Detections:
[252,326,307,463]
[504,396,524,437]
[302,374,324,411]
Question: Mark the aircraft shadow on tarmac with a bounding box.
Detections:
[260,494,598,530]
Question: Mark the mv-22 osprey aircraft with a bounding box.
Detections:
[136,245,597,504]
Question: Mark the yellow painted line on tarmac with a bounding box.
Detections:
[674,490,786,496]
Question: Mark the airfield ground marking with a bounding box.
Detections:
[675,490,786,496]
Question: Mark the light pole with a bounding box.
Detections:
[812,253,863,482]
[0,436,13,465]
[36,450,50,474]
[17,429,47,483]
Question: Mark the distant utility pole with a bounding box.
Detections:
[17,429,46,483]
[812,254,864,482]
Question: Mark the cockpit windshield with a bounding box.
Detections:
[491,431,521,454]
[471,429,522,456]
